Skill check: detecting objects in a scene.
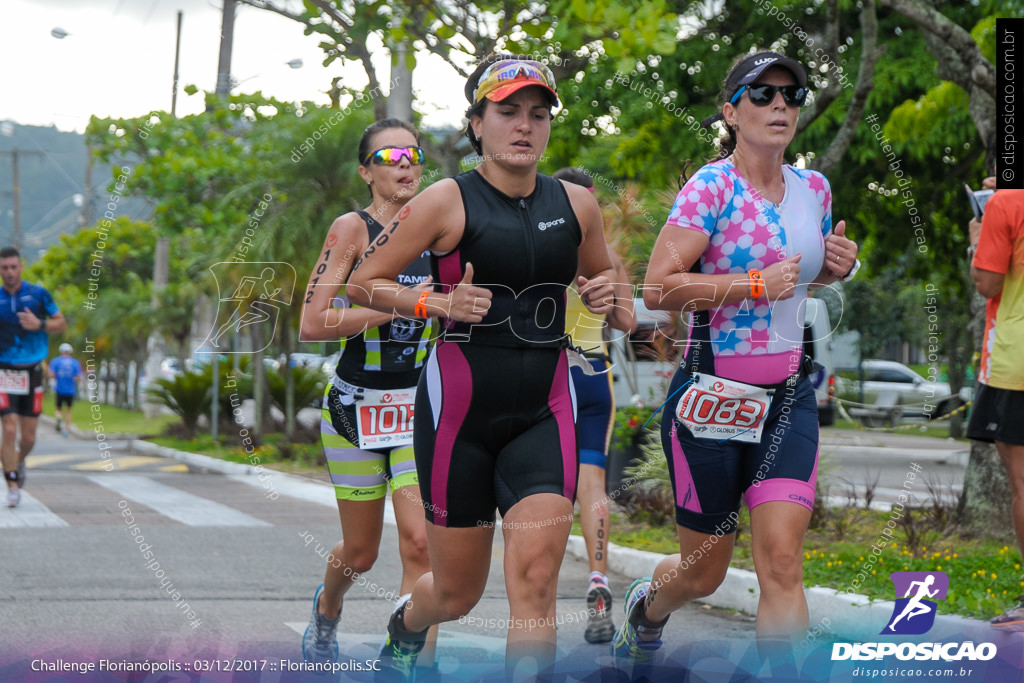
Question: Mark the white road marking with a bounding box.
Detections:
[88,475,271,527]
[0,490,69,528]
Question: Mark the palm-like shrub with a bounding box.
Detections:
[146,370,211,438]
[267,363,327,417]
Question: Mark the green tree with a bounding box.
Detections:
[83,94,372,435]
[26,217,166,406]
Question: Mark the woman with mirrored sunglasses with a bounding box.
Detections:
[298,118,437,668]
[348,54,620,679]
[612,52,860,667]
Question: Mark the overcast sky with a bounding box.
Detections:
[1,0,466,132]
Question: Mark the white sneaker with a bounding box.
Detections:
[7,488,20,507]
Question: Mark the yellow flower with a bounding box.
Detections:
[991,573,998,580]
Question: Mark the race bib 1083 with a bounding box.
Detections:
[675,374,772,444]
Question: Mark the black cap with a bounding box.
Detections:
[727,51,807,92]
[702,51,808,128]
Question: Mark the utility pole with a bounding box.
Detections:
[215,0,236,97]
[82,146,92,227]
[386,5,413,122]
[0,149,45,250]
[172,11,183,116]
[386,42,414,121]
[12,150,19,248]
[208,0,239,437]
[144,10,186,418]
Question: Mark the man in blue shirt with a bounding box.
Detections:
[48,343,81,438]
[0,247,66,507]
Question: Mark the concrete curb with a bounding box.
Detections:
[129,438,995,641]
[128,438,255,475]
[564,537,995,642]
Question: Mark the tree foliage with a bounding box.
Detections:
[38,1,1014,452]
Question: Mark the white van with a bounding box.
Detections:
[609,297,836,425]
[607,299,678,408]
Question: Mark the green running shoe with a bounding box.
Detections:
[610,578,665,664]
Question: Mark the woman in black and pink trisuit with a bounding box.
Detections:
[348,55,620,680]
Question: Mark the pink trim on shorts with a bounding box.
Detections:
[430,342,473,527]
[548,351,578,500]
[669,421,703,514]
[744,450,818,511]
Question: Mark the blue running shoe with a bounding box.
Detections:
[610,578,665,664]
[377,594,426,682]
[302,584,340,664]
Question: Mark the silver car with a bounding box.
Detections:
[841,359,967,425]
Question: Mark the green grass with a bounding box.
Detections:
[594,507,1023,622]
[790,508,1022,622]
[149,432,329,479]
[42,394,178,436]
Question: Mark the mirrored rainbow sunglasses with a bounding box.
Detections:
[363,146,426,166]
[730,83,809,108]
[473,59,558,103]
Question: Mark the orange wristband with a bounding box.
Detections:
[414,291,430,318]
[748,269,764,299]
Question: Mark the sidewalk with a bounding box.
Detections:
[819,425,969,451]
[125,437,998,645]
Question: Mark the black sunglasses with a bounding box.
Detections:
[730,84,809,108]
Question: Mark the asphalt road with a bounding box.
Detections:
[1,421,758,682]
[817,427,968,509]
